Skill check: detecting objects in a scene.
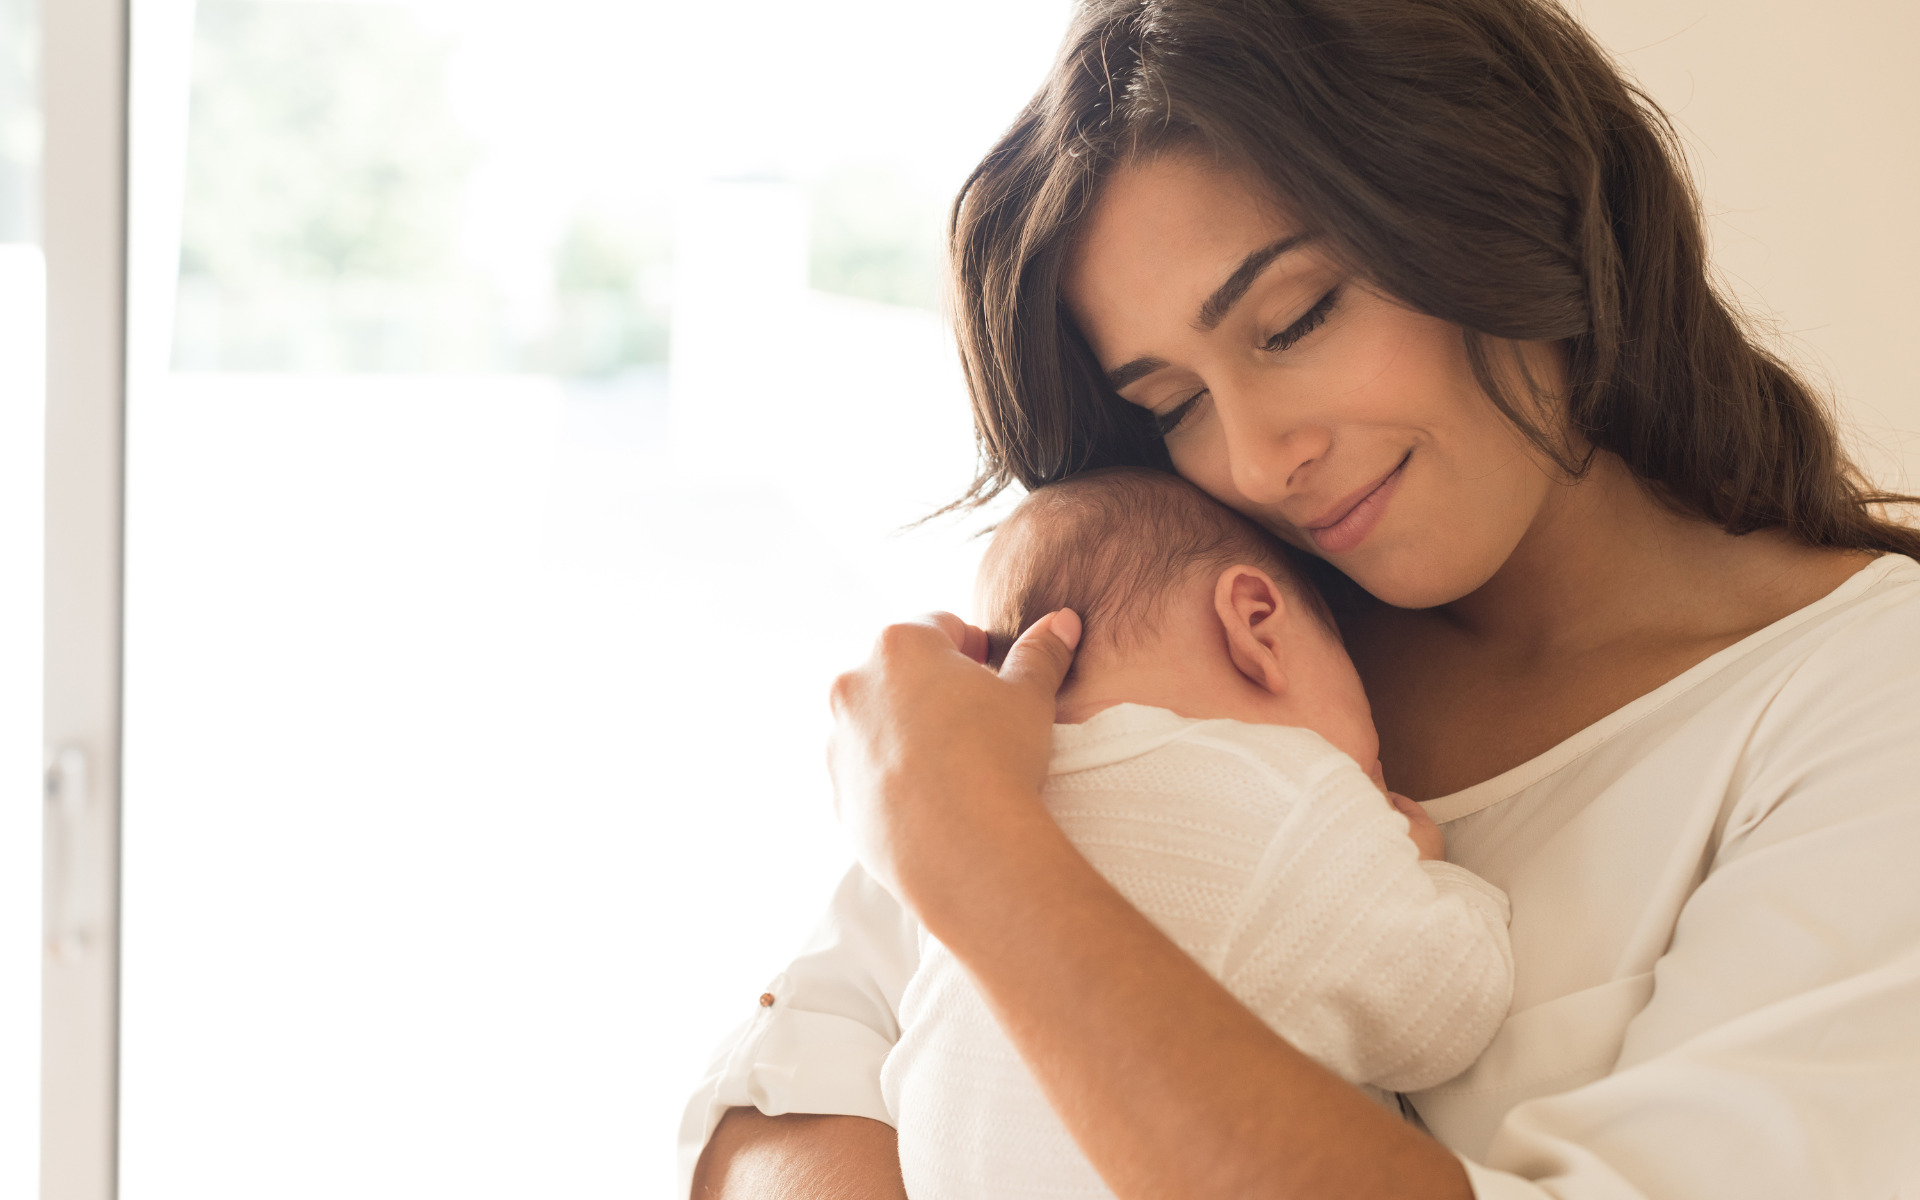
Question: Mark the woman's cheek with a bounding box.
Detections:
[1167,428,1241,509]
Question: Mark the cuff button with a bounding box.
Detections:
[758,993,776,1008]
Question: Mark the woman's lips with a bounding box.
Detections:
[1304,453,1410,555]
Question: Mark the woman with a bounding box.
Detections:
[685,0,1920,1195]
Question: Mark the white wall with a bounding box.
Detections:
[1576,0,1920,490]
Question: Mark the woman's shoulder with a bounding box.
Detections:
[1724,553,1920,784]
[1854,550,1920,595]
[1688,552,1920,732]
[1766,552,1920,667]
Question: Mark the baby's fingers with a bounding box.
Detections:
[1389,790,1445,862]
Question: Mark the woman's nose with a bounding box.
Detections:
[1214,382,1332,505]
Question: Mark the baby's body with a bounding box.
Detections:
[879,469,1514,1200]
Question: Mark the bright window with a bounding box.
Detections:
[120,3,1065,1195]
[0,0,41,1192]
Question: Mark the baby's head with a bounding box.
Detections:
[977,468,1380,777]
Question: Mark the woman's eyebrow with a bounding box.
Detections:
[1104,232,1316,392]
[1107,356,1170,391]
[1195,233,1314,330]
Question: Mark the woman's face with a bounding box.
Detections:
[1064,153,1562,610]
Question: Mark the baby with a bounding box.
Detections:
[879,467,1513,1200]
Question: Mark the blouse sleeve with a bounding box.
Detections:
[675,863,920,1198]
[1460,619,1920,1198]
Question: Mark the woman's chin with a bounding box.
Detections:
[1339,550,1500,611]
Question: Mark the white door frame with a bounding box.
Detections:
[41,0,129,1197]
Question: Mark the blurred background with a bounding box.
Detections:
[0,0,1915,1197]
[122,2,1063,1197]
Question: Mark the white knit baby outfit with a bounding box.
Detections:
[880,703,1514,1200]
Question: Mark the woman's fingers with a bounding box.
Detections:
[886,612,992,665]
[920,610,973,649]
[920,611,993,665]
[999,609,1081,694]
[829,615,978,719]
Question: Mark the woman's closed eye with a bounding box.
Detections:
[1152,287,1342,437]
[1262,286,1340,354]
[1154,389,1208,437]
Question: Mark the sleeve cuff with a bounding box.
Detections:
[676,983,898,1197]
[1420,859,1514,923]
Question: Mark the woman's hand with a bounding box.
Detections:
[826,609,1080,907]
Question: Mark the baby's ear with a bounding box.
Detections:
[1213,565,1289,694]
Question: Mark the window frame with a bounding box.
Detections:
[41,0,129,1196]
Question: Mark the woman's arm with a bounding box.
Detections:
[692,1111,905,1200]
[677,865,921,1198]
[827,613,1472,1200]
[920,784,1471,1198]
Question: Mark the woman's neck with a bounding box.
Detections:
[1434,452,1869,660]
[1345,449,1875,798]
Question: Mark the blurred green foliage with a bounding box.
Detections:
[0,0,38,243]
[171,0,945,372]
[545,208,672,375]
[810,162,943,311]
[174,0,680,375]
[175,0,491,370]
[179,0,473,288]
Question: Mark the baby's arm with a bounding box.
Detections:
[1216,756,1512,1095]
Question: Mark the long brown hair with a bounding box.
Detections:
[947,0,1920,559]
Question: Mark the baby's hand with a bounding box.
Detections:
[1389,790,1445,861]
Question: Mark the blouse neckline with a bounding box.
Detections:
[1421,554,1915,825]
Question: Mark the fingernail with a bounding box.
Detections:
[1050,609,1081,651]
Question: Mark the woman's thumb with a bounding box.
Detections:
[999,609,1080,695]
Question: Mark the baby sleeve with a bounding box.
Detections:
[1212,749,1514,1093]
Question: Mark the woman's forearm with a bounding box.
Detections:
[904,789,1473,1200]
[691,1109,907,1200]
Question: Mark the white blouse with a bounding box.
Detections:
[678,554,1920,1199]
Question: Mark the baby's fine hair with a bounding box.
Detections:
[981,467,1333,666]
